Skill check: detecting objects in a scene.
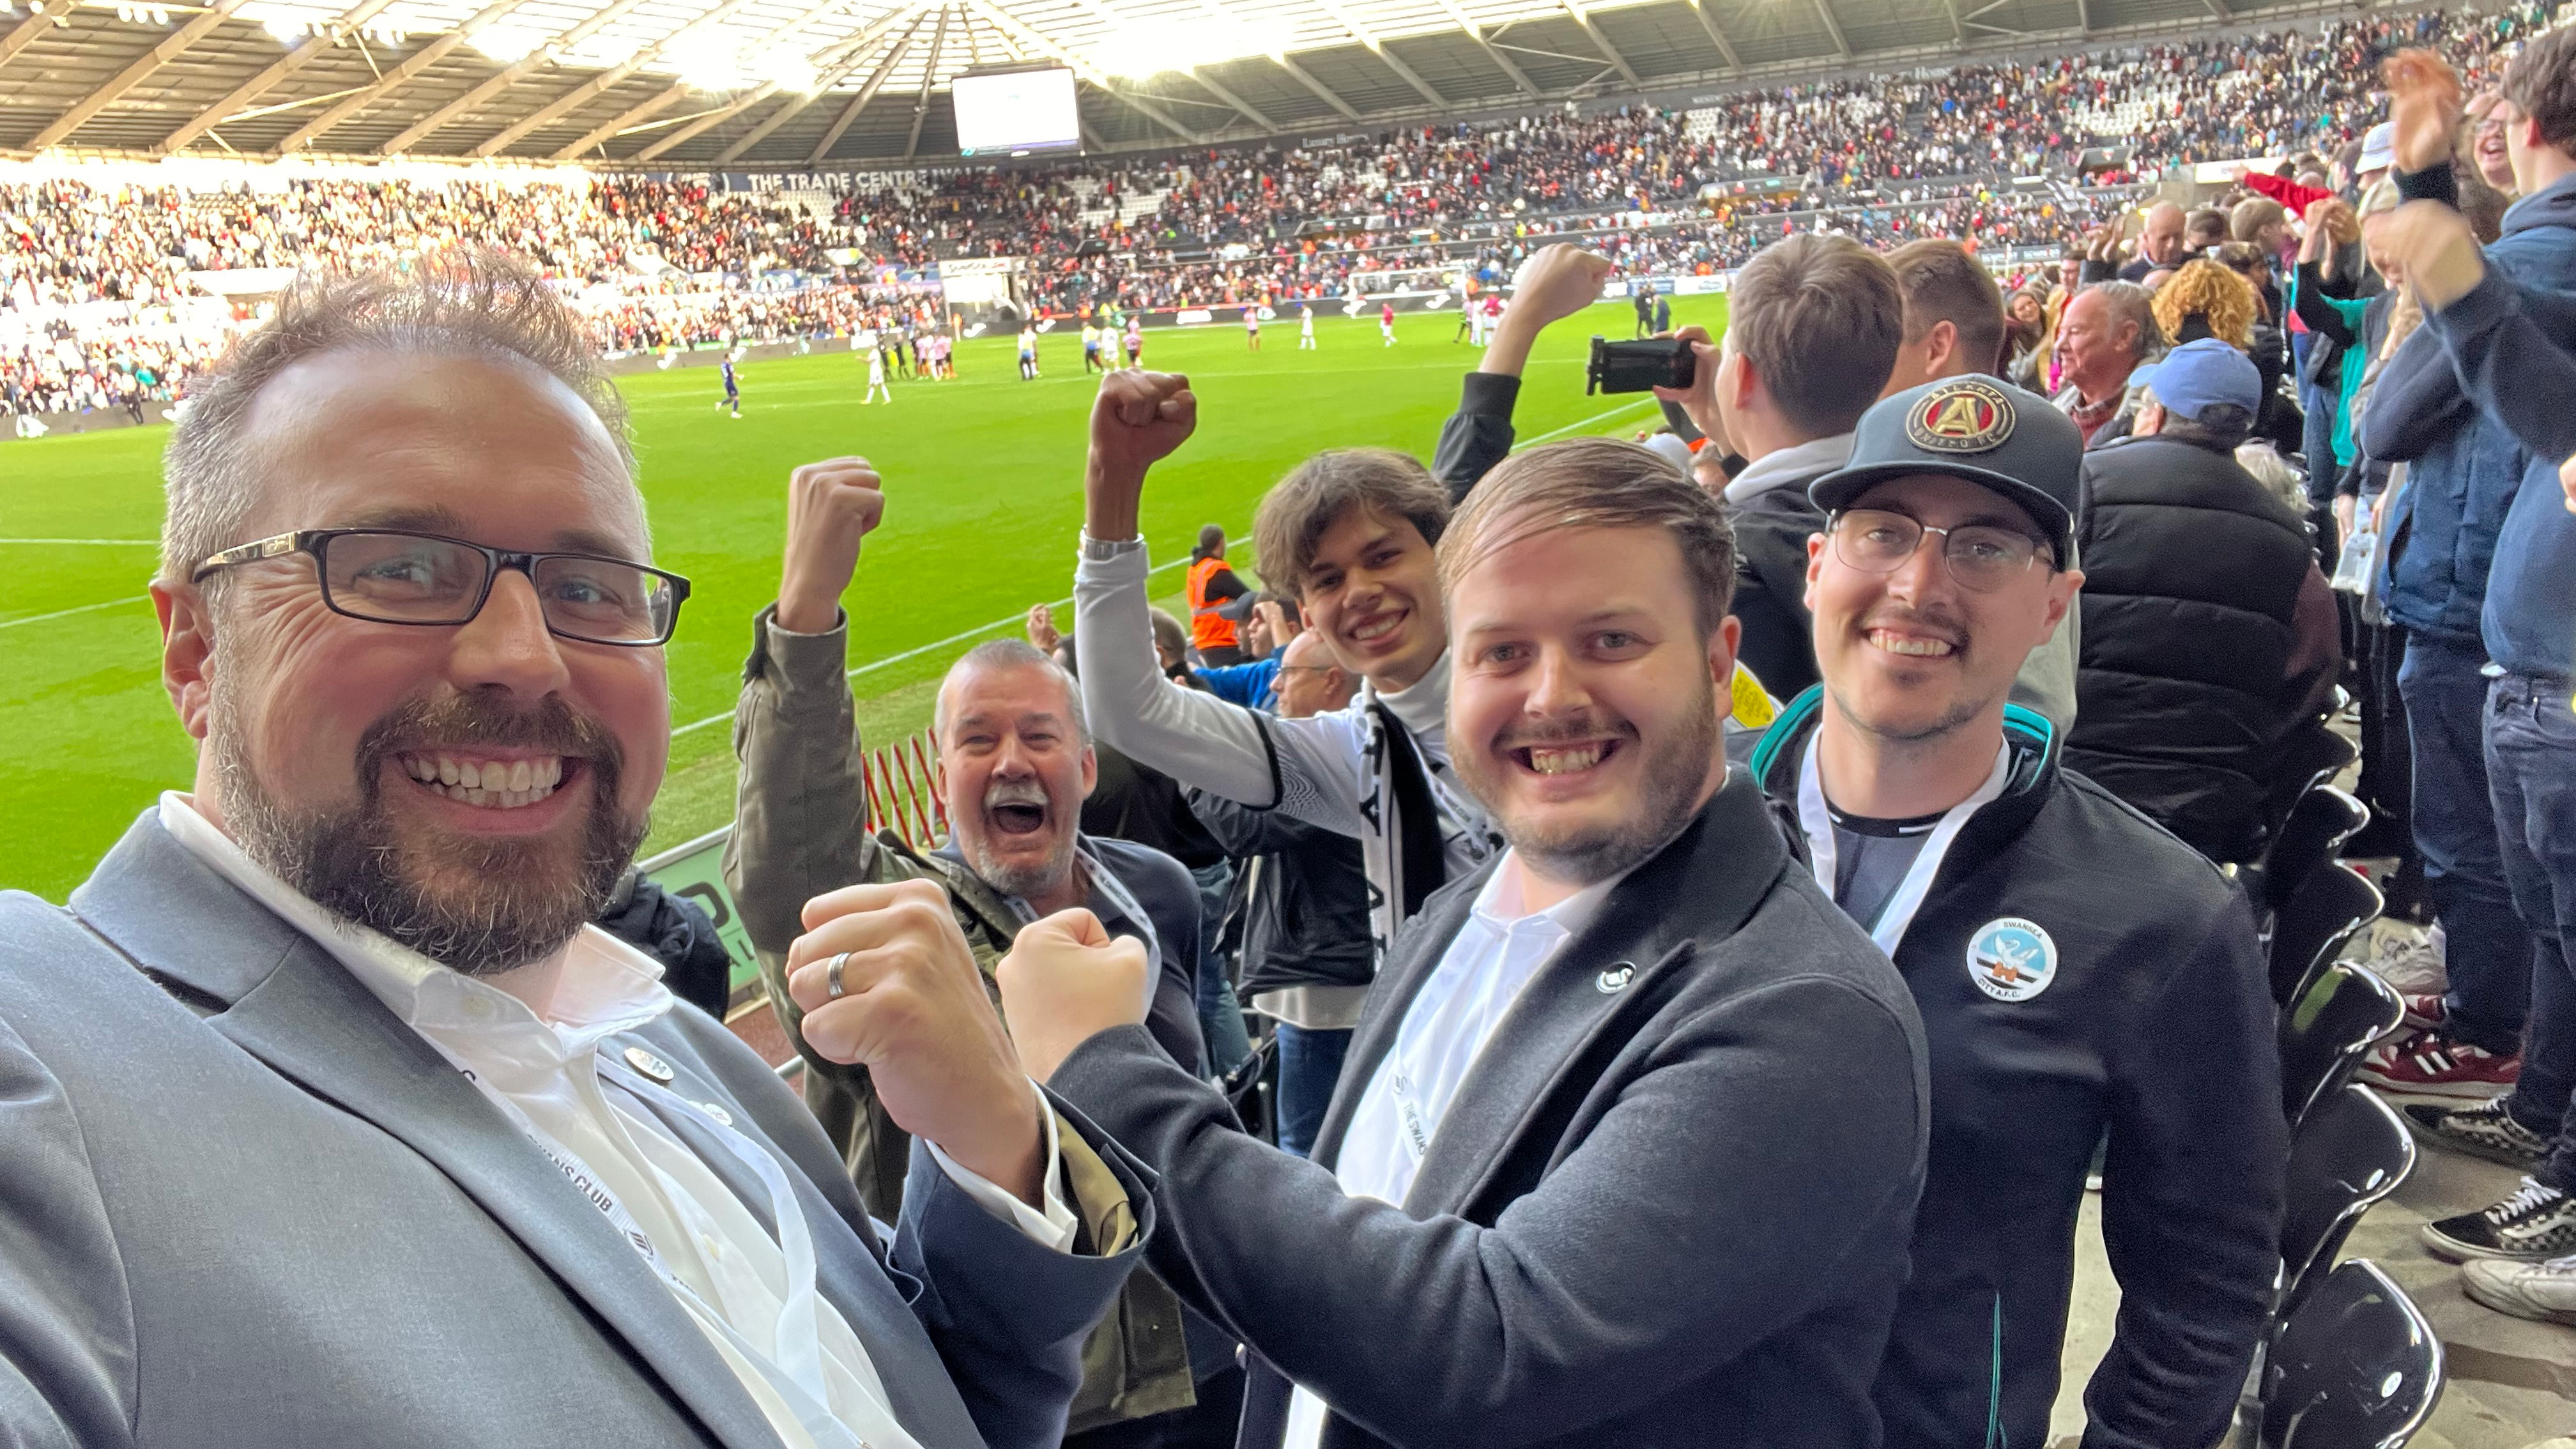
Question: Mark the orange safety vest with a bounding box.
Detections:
[1186,555,1241,652]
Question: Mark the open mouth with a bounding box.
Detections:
[1511,739,1620,777]
[1866,627,1961,660]
[988,801,1048,836]
[395,752,572,811]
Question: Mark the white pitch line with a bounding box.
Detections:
[1514,397,1659,448]
[0,537,160,546]
[1,595,151,630]
[669,553,1195,739]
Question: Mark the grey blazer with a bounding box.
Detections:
[0,811,1149,1449]
[1049,771,1933,1449]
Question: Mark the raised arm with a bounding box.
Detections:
[1074,371,1372,834]
[2388,199,2576,463]
[724,457,891,960]
[1430,243,1612,499]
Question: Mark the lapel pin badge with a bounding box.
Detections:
[623,1045,677,1085]
[1596,963,1636,995]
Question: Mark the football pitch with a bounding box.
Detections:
[0,295,1727,902]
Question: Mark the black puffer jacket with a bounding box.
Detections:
[2067,431,2338,862]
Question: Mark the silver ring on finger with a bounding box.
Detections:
[826,951,850,1000]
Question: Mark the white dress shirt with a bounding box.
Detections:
[158,793,1076,1449]
[1284,853,1620,1449]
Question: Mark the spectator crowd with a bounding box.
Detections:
[5,3,2559,424]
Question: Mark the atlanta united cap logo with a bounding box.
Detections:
[1967,917,2058,1003]
[1906,378,2017,455]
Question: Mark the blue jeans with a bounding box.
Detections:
[1188,862,1252,1078]
[2488,675,2576,1192]
[2401,636,2533,1052]
[1275,1023,1353,1159]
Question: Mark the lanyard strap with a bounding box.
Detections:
[448,1048,875,1449]
[1797,735,2012,957]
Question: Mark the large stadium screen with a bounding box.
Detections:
[953,66,1080,157]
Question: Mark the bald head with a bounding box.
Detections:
[2141,203,2188,267]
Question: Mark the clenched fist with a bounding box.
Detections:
[786,878,1045,1204]
[777,456,886,634]
[1084,369,1198,543]
[995,908,1152,1084]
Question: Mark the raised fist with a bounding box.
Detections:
[786,878,1044,1204]
[1507,243,1614,332]
[778,456,885,635]
[1084,369,1197,542]
[995,907,1151,1083]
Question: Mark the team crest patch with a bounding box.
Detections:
[1906,379,2016,454]
[1967,917,2057,1002]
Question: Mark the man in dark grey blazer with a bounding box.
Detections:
[0,253,1145,1449]
[808,432,1935,1448]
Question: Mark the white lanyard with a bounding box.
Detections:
[449,1048,873,1449]
[1797,734,2013,957]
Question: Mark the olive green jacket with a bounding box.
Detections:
[722,606,1196,1433]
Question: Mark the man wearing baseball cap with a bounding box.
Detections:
[2065,338,2342,864]
[1747,375,2286,1449]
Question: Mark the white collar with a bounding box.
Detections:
[1722,433,1857,505]
[1371,648,1451,739]
[1466,850,1624,940]
[155,792,673,1041]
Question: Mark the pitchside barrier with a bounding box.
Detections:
[639,723,949,1017]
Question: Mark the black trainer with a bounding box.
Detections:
[2404,1096,2552,1171]
[2423,1177,2576,1262]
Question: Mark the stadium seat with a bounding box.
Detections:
[2276,1084,2414,1324]
[2278,963,2405,1131]
[2257,1259,2444,1449]
[2255,777,2366,917]
[2269,862,2384,1009]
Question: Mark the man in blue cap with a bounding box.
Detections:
[1748,374,2286,1449]
[2064,337,2342,864]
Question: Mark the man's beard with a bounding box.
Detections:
[210,684,646,976]
[961,776,1077,901]
[1460,684,1720,889]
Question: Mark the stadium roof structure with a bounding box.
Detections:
[0,0,2350,168]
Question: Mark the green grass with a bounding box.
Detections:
[0,295,1726,901]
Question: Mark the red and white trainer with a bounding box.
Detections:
[2359,1032,2522,1098]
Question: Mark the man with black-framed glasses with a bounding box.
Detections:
[1746,376,2286,1449]
[0,254,1150,1449]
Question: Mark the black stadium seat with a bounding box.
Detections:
[2258,1259,2444,1449]
[2278,963,2405,1131]
[2269,862,2384,1009]
[2276,1085,2415,1324]
[2258,785,2370,918]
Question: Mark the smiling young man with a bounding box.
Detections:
[0,255,1147,1449]
[724,457,1216,1439]
[1746,375,2287,1449]
[822,435,1929,1448]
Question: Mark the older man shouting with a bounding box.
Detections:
[724,453,1219,1439]
[0,254,1147,1449]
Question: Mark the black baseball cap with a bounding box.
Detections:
[1807,376,2085,562]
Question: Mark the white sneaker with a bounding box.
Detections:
[2359,920,2448,997]
[2462,1254,2576,1325]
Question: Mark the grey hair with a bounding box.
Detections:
[935,638,1089,744]
[160,249,636,590]
[2081,280,2165,364]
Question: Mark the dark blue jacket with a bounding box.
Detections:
[2362,171,2576,647]
[1752,693,2285,1449]
[2412,171,2576,680]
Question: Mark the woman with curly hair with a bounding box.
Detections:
[2151,257,2259,350]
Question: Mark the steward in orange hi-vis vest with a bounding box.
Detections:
[1185,553,1242,654]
